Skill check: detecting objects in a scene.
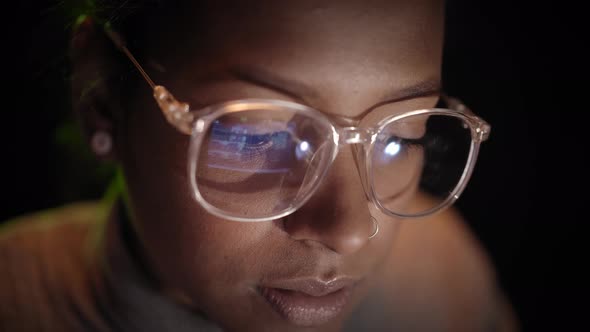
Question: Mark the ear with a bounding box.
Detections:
[69,15,125,161]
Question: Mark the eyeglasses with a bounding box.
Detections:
[105,25,490,222]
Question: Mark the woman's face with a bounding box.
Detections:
[116,0,443,330]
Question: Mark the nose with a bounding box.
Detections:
[282,146,374,255]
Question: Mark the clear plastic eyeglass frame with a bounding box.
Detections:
[105,25,491,223]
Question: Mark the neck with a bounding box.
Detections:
[92,187,221,331]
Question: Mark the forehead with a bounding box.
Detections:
[138,0,444,113]
[174,0,444,33]
[146,0,444,57]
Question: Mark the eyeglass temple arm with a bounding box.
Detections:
[103,24,195,134]
[103,25,489,140]
[103,25,156,89]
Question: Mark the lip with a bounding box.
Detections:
[258,277,358,327]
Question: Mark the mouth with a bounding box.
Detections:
[258,277,358,327]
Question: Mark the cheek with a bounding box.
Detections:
[118,98,276,293]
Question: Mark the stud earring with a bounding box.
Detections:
[91,131,112,156]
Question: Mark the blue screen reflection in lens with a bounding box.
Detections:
[206,121,295,173]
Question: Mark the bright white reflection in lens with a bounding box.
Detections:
[385,141,401,156]
[299,141,309,152]
[295,141,310,160]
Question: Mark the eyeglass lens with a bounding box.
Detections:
[371,113,472,216]
[192,108,472,219]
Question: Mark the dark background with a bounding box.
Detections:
[4,1,582,331]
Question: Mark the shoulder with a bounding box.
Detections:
[0,201,105,331]
[355,208,519,331]
[0,201,104,262]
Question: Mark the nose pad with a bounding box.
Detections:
[350,144,371,202]
[283,145,374,255]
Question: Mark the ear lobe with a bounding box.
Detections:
[77,99,117,161]
[70,15,124,161]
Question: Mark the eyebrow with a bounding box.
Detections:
[228,65,441,110]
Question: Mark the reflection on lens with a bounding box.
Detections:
[195,109,333,219]
[384,141,401,156]
[372,113,472,216]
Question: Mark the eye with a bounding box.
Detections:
[383,136,424,156]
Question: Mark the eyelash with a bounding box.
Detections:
[384,135,425,149]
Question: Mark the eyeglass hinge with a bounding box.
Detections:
[153,86,194,135]
[475,122,491,141]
